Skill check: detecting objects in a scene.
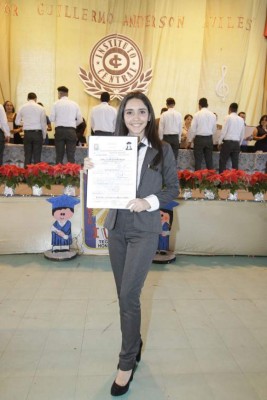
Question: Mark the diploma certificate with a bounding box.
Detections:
[87,136,138,209]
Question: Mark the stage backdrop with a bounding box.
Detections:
[0,0,266,127]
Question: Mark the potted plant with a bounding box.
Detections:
[178,169,196,199]
[220,169,249,200]
[53,163,81,195]
[0,164,25,196]
[24,162,54,196]
[247,172,267,201]
[194,169,221,199]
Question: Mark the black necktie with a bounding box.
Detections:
[138,142,146,151]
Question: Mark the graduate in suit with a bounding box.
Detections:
[84,91,179,396]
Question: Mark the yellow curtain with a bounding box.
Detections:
[0,10,11,100]
[199,0,267,123]
[0,0,266,127]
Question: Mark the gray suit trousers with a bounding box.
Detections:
[55,126,77,164]
[108,210,159,371]
[193,135,213,170]
[219,140,240,173]
[24,130,43,167]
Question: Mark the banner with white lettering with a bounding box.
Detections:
[0,0,266,125]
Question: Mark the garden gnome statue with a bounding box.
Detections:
[153,200,179,264]
[44,194,80,261]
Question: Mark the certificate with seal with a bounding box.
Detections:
[87,136,138,209]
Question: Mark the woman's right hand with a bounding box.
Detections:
[83,157,94,172]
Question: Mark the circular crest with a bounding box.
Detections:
[79,34,153,100]
[90,34,143,88]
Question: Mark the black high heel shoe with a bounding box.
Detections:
[111,364,137,396]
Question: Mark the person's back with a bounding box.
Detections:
[155,107,167,135]
[188,97,216,170]
[190,107,216,136]
[50,86,83,164]
[15,92,46,166]
[223,113,244,139]
[158,97,182,161]
[160,108,182,135]
[17,101,46,130]
[51,97,81,128]
[218,102,245,173]
[90,92,117,136]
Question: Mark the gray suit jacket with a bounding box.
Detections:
[104,142,179,234]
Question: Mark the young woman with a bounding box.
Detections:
[84,91,179,396]
[180,113,193,149]
[3,101,23,144]
[253,115,267,152]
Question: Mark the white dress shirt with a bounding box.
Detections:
[15,101,47,139]
[218,113,245,145]
[188,108,217,141]
[137,137,159,212]
[90,102,117,132]
[158,108,182,140]
[0,105,10,137]
[50,96,83,128]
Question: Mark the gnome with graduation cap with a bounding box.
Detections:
[44,194,80,260]
[153,200,179,264]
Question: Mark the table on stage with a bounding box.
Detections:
[3,144,267,173]
[0,195,266,256]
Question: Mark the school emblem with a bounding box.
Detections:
[79,34,152,100]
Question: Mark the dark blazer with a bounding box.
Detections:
[104,142,179,234]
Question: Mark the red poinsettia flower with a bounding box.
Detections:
[53,163,82,187]
[0,165,25,188]
[178,169,196,189]
[24,163,55,188]
[247,172,267,195]
[205,174,221,184]
[193,170,220,195]
[220,169,250,193]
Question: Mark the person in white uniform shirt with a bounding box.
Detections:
[188,97,217,170]
[218,102,245,173]
[0,104,10,165]
[90,92,117,136]
[15,92,47,167]
[50,86,83,164]
[158,97,182,161]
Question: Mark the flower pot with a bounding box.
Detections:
[63,185,76,196]
[183,188,192,200]
[228,191,238,201]
[218,189,229,200]
[254,192,265,202]
[32,185,43,196]
[4,185,15,196]
[15,184,32,195]
[204,189,216,200]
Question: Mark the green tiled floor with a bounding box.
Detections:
[0,254,266,399]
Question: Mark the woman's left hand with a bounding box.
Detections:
[126,198,151,212]
[83,157,94,172]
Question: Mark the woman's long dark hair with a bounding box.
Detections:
[114,91,163,164]
[259,115,267,125]
[3,101,15,113]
